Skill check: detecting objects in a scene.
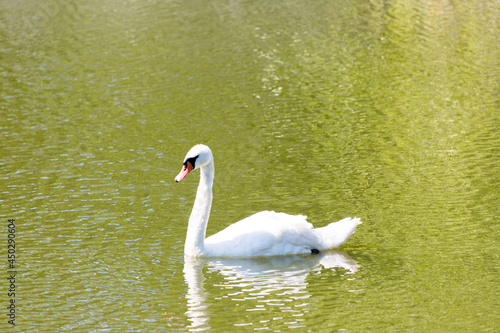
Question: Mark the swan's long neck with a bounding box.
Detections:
[184,162,214,257]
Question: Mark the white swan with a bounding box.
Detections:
[175,144,362,257]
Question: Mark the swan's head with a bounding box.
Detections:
[175,144,213,182]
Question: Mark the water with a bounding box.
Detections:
[1,0,499,331]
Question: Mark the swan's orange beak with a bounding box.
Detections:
[175,161,194,182]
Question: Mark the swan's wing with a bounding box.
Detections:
[205,211,320,257]
[207,211,313,243]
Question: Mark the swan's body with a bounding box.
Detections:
[175,144,361,257]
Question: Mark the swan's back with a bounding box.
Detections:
[204,211,361,257]
[205,211,320,257]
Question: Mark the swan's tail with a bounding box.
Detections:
[313,217,362,250]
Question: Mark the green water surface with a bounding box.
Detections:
[1,0,499,331]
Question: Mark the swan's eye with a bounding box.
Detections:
[184,156,198,169]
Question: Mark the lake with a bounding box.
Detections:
[1,0,499,331]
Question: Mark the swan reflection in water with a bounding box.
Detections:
[183,250,359,331]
